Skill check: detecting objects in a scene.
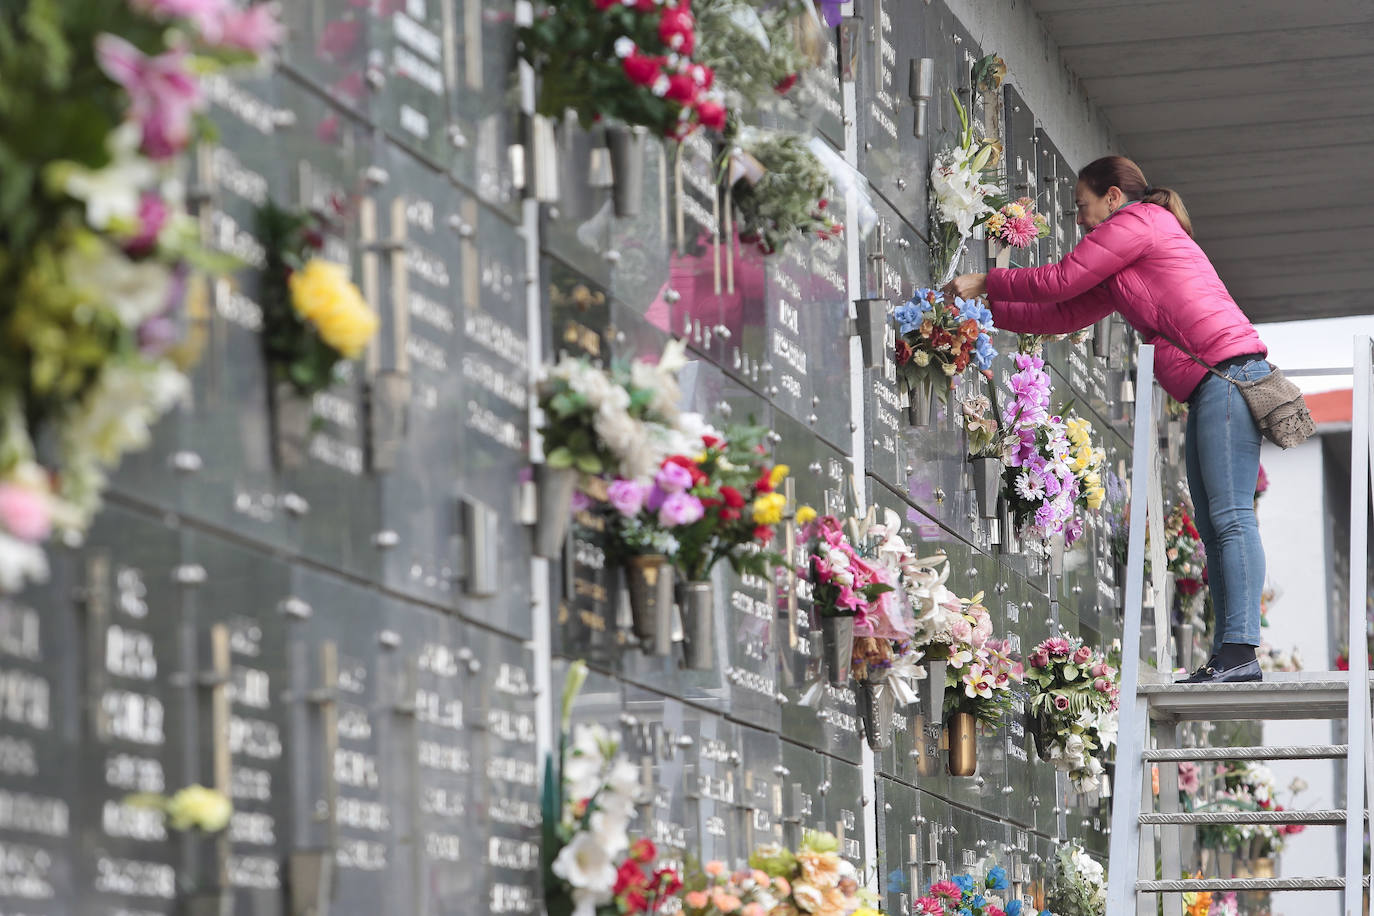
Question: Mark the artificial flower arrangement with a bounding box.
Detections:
[542,662,684,916]
[985,197,1050,251]
[127,783,233,834]
[692,0,822,109]
[0,0,281,592]
[929,92,1006,284]
[518,0,728,137]
[256,199,379,415]
[1256,640,1302,673]
[999,354,1083,543]
[681,830,871,916]
[537,341,696,482]
[892,288,997,419]
[1044,844,1106,916]
[724,128,843,256]
[1191,762,1307,863]
[1063,413,1106,514]
[913,864,1045,916]
[1161,502,1206,598]
[1024,636,1119,794]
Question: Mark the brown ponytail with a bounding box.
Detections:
[1078,155,1193,238]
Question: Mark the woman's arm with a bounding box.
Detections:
[991,283,1118,335]
[986,208,1154,304]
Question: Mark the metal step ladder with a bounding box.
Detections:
[1105,338,1374,915]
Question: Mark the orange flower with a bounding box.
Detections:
[796,851,842,888]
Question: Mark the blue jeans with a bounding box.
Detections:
[1184,357,1269,655]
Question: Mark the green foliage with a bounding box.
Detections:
[725,128,840,256]
[693,0,813,109]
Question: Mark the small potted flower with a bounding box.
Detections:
[661,424,788,669]
[801,515,896,687]
[1025,635,1119,793]
[256,200,380,469]
[893,288,997,426]
[943,632,1022,777]
[542,662,683,916]
[533,341,691,558]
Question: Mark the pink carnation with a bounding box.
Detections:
[1001,214,1039,247]
[914,897,946,916]
[1040,637,1072,658]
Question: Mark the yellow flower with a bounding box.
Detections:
[770,464,790,488]
[1086,486,1105,510]
[1004,202,1026,219]
[752,492,786,525]
[852,909,884,916]
[288,259,379,358]
[985,212,1007,235]
[1083,471,1101,488]
[165,784,232,833]
[795,505,817,525]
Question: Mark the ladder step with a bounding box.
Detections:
[1139,673,1353,721]
[1137,877,1366,893]
[1139,809,1349,826]
[1142,744,1348,761]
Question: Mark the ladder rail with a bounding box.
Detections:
[1343,335,1372,915]
[1106,344,1158,912]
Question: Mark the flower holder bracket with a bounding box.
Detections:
[458,497,500,598]
[850,298,890,370]
[521,112,561,204]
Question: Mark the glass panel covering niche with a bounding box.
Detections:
[176,69,291,549]
[607,140,673,327]
[275,113,380,581]
[183,530,294,910]
[541,119,614,289]
[279,0,372,115]
[679,709,744,865]
[738,726,784,853]
[449,0,521,218]
[779,739,828,850]
[454,200,532,639]
[876,779,921,916]
[284,566,400,912]
[366,145,465,606]
[858,0,928,229]
[1001,84,1041,269]
[368,0,452,166]
[620,688,691,873]
[73,508,189,915]
[0,558,74,914]
[800,228,854,452]
[471,629,541,916]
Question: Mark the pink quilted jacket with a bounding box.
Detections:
[986,201,1267,402]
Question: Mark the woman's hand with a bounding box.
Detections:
[944,273,987,300]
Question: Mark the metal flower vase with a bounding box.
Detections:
[907,377,936,426]
[533,464,578,558]
[819,615,855,687]
[605,124,647,218]
[970,457,1002,519]
[1048,533,1065,577]
[676,581,714,670]
[624,555,674,656]
[1092,316,1112,359]
[945,711,977,777]
[270,381,315,470]
[1027,708,1054,762]
[856,680,894,751]
[999,501,1022,555]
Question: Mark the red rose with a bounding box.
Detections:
[653,867,683,897]
[753,525,775,546]
[719,486,745,509]
[635,0,656,10]
[692,64,715,90]
[775,72,799,94]
[701,434,722,449]
[615,860,647,894]
[754,468,773,493]
[630,838,656,862]
[658,8,695,54]
[666,454,708,486]
[696,100,726,130]
[720,507,740,522]
[817,198,828,209]
[622,51,662,87]
[594,0,617,8]
[665,73,697,102]
[895,339,913,366]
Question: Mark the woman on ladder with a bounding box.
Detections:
[946,155,1269,684]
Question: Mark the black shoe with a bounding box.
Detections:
[1178,657,1219,684]
[1176,658,1263,684]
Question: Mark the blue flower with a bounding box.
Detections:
[953,874,976,892]
[958,909,973,916]
[974,334,997,371]
[886,867,909,893]
[893,302,925,335]
[973,894,987,908]
[986,865,1010,890]
[1005,901,1023,916]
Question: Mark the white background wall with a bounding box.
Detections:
[1257,438,1338,911]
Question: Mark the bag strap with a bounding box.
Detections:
[1150,328,1246,385]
